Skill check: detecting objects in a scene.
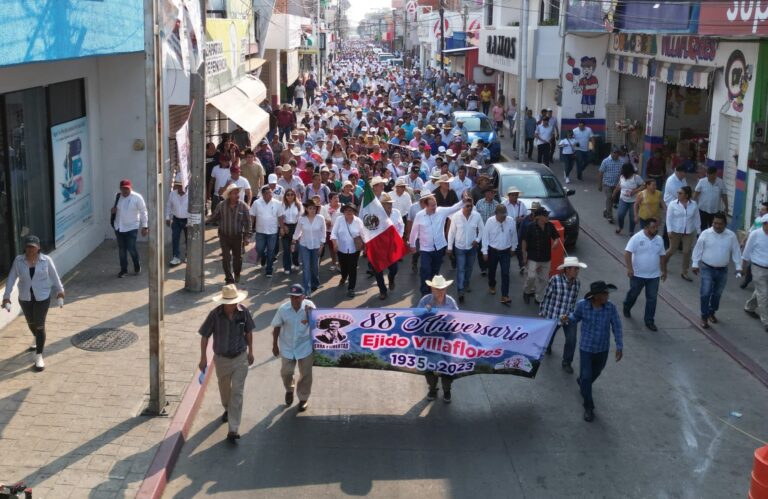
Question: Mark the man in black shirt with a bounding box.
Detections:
[522,207,560,304]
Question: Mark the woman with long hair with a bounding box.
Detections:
[278,188,303,274]
[292,200,325,298]
[666,185,700,281]
[613,162,645,235]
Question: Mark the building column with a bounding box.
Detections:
[642,79,666,176]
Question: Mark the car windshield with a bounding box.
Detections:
[458,116,493,132]
[501,173,565,198]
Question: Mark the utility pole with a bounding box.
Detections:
[143,0,166,415]
[439,0,445,74]
[403,9,408,54]
[392,11,396,52]
[462,4,468,33]
[516,0,529,160]
[186,0,206,293]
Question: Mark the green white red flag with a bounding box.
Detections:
[359,181,408,273]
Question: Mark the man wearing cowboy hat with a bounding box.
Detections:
[278,162,306,198]
[271,284,316,412]
[417,275,459,402]
[567,281,623,422]
[206,183,251,284]
[503,186,528,273]
[540,256,587,373]
[165,177,189,267]
[198,284,255,442]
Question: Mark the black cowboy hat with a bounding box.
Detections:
[317,317,352,329]
[584,281,618,300]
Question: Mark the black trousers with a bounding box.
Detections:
[20,297,50,354]
[338,251,360,290]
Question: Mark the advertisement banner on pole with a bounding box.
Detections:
[176,119,190,188]
[51,117,93,246]
[310,308,557,378]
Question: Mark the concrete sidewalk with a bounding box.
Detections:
[0,232,226,497]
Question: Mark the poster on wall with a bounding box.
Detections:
[51,117,92,246]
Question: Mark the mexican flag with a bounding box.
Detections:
[359,181,408,273]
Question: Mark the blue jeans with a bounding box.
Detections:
[548,322,578,364]
[116,229,140,273]
[562,153,575,178]
[255,232,278,275]
[579,349,609,410]
[623,276,660,324]
[299,245,320,293]
[487,247,511,297]
[616,200,636,232]
[455,247,477,292]
[279,126,293,143]
[700,264,728,319]
[171,216,188,259]
[419,248,446,295]
[575,150,590,178]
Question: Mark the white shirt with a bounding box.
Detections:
[320,204,343,231]
[293,215,326,249]
[250,197,281,234]
[408,201,464,251]
[558,137,575,155]
[666,200,701,235]
[330,216,365,254]
[694,177,726,213]
[448,209,484,250]
[450,176,473,199]
[663,173,688,205]
[625,231,665,279]
[227,176,251,203]
[571,127,594,151]
[482,216,518,254]
[210,166,231,192]
[691,228,742,270]
[392,190,413,217]
[165,190,189,220]
[387,208,405,236]
[3,254,64,302]
[401,174,424,192]
[534,123,554,145]
[743,228,768,267]
[270,299,316,360]
[114,191,148,232]
[502,200,528,221]
[279,203,303,224]
[618,175,644,203]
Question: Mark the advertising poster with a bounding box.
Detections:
[310,308,557,379]
[51,117,92,246]
[205,18,249,97]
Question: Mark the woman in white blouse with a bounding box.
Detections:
[278,189,304,274]
[612,162,645,235]
[320,192,343,270]
[666,185,701,281]
[331,203,365,298]
[292,200,326,298]
[2,235,65,372]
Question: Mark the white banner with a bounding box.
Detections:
[176,119,190,189]
[51,117,93,246]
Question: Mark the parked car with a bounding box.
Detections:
[451,111,501,161]
[492,161,579,248]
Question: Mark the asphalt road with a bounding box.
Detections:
[164,163,768,498]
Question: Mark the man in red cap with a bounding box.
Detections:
[112,179,148,277]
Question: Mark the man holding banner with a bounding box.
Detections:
[417,275,459,403]
[568,281,623,423]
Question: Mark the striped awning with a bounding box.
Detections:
[648,60,715,89]
[606,54,649,78]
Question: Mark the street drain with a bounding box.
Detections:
[71,328,139,352]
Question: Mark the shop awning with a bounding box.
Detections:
[606,54,649,78]
[649,60,716,89]
[235,76,267,104]
[208,84,270,143]
[441,46,479,55]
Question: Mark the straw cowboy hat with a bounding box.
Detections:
[506,186,523,195]
[370,176,386,187]
[426,275,453,289]
[557,256,588,271]
[212,284,247,304]
[222,183,241,198]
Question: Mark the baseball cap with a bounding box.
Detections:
[119,179,132,188]
[288,284,305,296]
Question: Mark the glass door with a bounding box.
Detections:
[0,96,14,280]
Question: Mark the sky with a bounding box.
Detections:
[346,0,393,28]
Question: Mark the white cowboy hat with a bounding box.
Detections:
[419,191,436,201]
[425,275,453,289]
[212,284,248,304]
[380,192,393,203]
[291,147,302,155]
[557,257,588,270]
[222,183,241,198]
[469,160,481,169]
[506,186,523,195]
[370,176,385,187]
[429,171,441,180]
[437,174,451,184]
[395,178,407,187]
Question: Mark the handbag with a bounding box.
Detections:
[347,221,364,252]
[109,192,120,228]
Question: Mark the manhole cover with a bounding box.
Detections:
[71,328,138,352]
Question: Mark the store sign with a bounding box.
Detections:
[611,33,656,56]
[699,1,768,35]
[486,35,516,60]
[51,117,93,246]
[660,36,718,64]
[205,19,249,97]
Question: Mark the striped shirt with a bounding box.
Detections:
[569,299,623,353]
[475,198,499,222]
[210,199,251,238]
[539,274,581,320]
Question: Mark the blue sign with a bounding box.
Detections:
[310,308,557,378]
[0,1,144,67]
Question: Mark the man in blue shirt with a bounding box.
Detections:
[568,281,623,422]
[598,147,624,223]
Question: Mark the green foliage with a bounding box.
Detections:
[337,352,391,370]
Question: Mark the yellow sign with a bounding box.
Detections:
[205,18,250,97]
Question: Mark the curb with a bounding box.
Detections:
[136,343,214,499]
[580,223,768,390]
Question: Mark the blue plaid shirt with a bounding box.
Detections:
[599,156,623,187]
[539,274,580,320]
[569,299,623,353]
